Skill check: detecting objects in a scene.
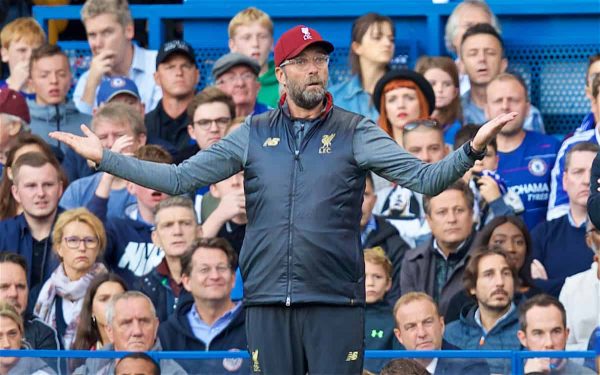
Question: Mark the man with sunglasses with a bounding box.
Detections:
[213,52,270,117]
[374,118,448,248]
[51,24,516,374]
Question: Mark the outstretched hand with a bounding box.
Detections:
[49,125,104,164]
[472,112,519,152]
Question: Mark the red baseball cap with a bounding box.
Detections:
[274,25,334,67]
[0,87,30,124]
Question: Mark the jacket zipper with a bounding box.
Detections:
[285,123,305,306]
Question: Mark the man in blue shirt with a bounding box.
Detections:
[488,73,560,229]
[530,142,598,296]
[74,0,161,114]
[158,237,248,374]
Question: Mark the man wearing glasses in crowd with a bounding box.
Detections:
[212,52,271,117]
[52,24,516,374]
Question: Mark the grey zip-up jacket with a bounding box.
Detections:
[98,95,478,306]
[27,99,90,154]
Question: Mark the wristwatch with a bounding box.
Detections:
[463,141,487,161]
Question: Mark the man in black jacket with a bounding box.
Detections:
[392,292,490,375]
[362,172,410,304]
[158,237,247,374]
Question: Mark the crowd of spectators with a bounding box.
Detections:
[0,0,599,374]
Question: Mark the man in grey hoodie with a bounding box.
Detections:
[73,291,186,375]
[27,44,89,155]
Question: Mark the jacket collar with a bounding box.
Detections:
[278,92,334,121]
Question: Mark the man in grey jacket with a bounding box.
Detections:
[52,24,517,375]
[73,291,186,375]
[27,44,89,154]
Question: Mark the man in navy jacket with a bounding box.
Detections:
[393,292,490,375]
[0,152,63,304]
[158,237,247,374]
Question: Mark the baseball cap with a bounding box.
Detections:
[274,25,334,67]
[96,76,140,106]
[156,39,197,69]
[211,53,261,81]
[0,87,30,124]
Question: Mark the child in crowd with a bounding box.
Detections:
[0,17,46,99]
[364,247,396,373]
[227,7,278,108]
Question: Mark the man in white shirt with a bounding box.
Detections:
[559,218,600,350]
[73,0,161,115]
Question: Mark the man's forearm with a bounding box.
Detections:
[354,120,474,196]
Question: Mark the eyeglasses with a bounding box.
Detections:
[63,236,99,249]
[196,264,231,275]
[192,117,231,129]
[279,55,330,70]
[403,119,439,132]
[216,72,257,85]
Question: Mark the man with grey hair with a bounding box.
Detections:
[137,195,201,322]
[444,0,501,94]
[73,0,161,115]
[74,291,186,375]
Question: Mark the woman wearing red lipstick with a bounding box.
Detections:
[34,208,107,349]
[373,69,435,147]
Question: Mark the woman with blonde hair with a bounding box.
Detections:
[34,208,107,349]
[415,56,463,147]
[0,302,56,374]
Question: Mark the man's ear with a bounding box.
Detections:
[500,57,508,73]
[517,330,527,348]
[209,184,221,198]
[126,181,136,195]
[0,47,8,63]
[228,38,236,53]
[182,273,192,292]
[124,22,134,41]
[151,230,162,248]
[106,324,115,344]
[11,184,21,204]
[187,124,197,140]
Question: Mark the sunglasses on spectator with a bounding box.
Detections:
[63,236,99,249]
[403,119,439,132]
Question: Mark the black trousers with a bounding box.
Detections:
[246,304,365,375]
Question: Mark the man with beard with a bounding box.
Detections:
[487,73,560,229]
[50,24,517,374]
[444,247,521,374]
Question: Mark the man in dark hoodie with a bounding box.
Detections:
[158,237,248,374]
[27,44,89,154]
